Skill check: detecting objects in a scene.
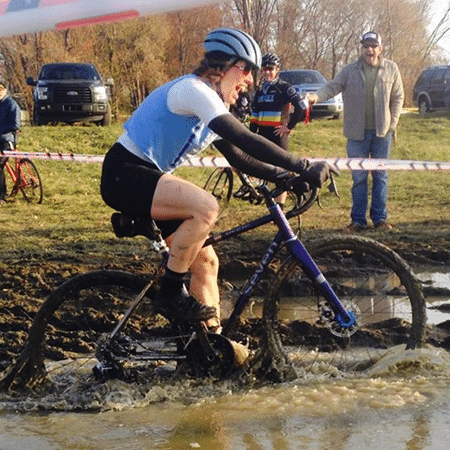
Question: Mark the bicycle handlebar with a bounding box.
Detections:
[258,173,339,218]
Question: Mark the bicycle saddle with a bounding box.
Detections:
[111,212,160,241]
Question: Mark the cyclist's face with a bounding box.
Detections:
[0,85,6,100]
[261,65,279,82]
[220,61,254,106]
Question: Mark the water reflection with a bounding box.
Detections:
[2,373,450,450]
[418,270,450,289]
[417,268,450,325]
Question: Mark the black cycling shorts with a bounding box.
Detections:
[101,143,182,239]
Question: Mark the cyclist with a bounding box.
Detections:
[0,80,21,204]
[100,28,337,330]
[249,53,306,209]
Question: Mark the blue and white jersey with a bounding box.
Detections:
[118,74,230,172]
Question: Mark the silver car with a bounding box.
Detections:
[278,69,343,120]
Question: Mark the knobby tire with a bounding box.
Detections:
[0,270,166,390]
[11,158,43,204]
[263,235,426,374]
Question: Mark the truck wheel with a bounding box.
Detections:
[99,105,112,126]
[33,108,47,126]
[418,99,429,117]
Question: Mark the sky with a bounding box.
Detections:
[430,0,450,60]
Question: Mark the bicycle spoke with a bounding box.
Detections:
[263,236,426,376]
[17,158,43,203]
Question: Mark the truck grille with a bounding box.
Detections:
[53,85,92,103]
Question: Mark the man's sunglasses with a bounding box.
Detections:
[363,43,379,49]
[262,66,276,72]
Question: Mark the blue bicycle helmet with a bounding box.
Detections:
[203,27,262,70]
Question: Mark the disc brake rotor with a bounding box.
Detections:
[319,301,361,338]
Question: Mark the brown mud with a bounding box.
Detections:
[1,220,450,380]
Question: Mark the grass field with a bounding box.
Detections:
[1,110,450,266]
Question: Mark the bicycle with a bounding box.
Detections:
[0,175,426,390]
[1,137,43,204]
[203,165,322,218]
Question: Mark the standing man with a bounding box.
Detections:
[0,80,21,204]
[250,53,306,209]
[308,31,404,231]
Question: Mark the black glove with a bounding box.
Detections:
[271,169,292,185]
[298,161,339,188]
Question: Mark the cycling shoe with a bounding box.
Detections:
[153,291,217,322]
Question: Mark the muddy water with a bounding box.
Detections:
[2,347,450,450]
[2,269,450,449]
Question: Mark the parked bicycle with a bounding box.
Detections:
[1,137,43,204]
[203,165,321,216]
[0,174,426,390]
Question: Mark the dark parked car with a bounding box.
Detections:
[26,62,113,126]
[278,69,343,119]
[413,65,450,117]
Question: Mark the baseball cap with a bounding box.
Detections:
[361,31,382,46]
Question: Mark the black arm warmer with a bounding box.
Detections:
[213,139,287,182]
[208,114,309,173]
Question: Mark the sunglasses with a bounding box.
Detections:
[262,66,276,72]
[362,43,379,49]
[234,63,253,76]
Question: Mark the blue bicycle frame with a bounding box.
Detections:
[203,184,356,336]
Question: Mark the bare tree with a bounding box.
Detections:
[166,6,222,78]
[1,0,449,116]
[424,0,450,61]
[228,0,280,47]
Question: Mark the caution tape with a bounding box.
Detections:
[1,150,104,163]
[2,150,450,171]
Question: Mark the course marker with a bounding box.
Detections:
[2,151,450,171]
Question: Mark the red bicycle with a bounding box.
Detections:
[1,138,43,204]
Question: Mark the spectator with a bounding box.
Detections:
[308,31,404,231]
[0,80,21,204]
[250,53,306,209]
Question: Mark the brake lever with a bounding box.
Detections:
[328,174,340,199]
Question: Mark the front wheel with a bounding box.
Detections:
[263,235,426,375]
[203,167,233,211]
[418,99,430,117]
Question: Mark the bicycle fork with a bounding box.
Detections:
[269,201,357,330]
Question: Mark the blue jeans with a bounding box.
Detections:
[346,130,392,227]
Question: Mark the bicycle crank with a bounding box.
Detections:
[183,326,240,378]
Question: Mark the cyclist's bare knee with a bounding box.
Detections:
[191,247,219,280]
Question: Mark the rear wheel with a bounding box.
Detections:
[11,158,43,204]
[0,270,175,390]
[263,235,426,375]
